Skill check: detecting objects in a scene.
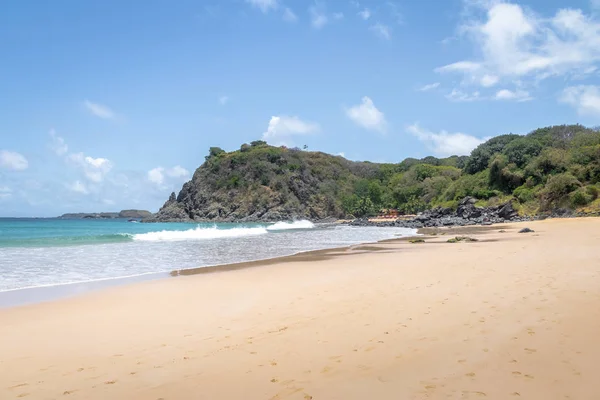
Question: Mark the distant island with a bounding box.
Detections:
[59,210,152,219]
[145,124,600,223]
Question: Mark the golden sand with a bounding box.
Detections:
[1,218,600,399]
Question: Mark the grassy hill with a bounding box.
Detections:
[149,125,600,222]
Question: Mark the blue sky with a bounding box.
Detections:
[2,0,600,216]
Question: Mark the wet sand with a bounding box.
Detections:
[1,218,600,399]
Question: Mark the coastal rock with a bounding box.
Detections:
[497,202,517,220]
[519,227,535,233]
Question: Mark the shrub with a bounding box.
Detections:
[570,189,593,207]
[541,173,582,206]
[513,185,536,203]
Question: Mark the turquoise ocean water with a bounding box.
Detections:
[0,218,415,295]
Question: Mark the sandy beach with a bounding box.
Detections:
[2,218,600,399]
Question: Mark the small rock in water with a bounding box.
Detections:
[518,227,534,233]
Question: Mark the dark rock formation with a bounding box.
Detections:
[349,197,532,229]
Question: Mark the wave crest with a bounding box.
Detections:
[266,220,315,231]
[133,226,268,242]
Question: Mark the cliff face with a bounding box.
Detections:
[145,143,380,222]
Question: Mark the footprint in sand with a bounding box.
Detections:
[104,380,117,385]
[9,383,28,389]
[524,348,537,354]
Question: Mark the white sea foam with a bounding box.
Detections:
[266,220,315,231]
[132,226,268,241]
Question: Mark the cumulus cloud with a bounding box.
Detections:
[0,150,28,171]
[345,97,387,133]
[419,82,441,91]
[84,100,116,119]
[495,89,532,101]
[147,166,190,187]
[560,85,600,115]
[407,123,487,156]
[148,167,166,185]
[49,129,68,155]
[370,23,391,40]
[358,8,371,20]
[309,5,328,28]
[262,115,320,145]
[66,180,89,195]
[68,152,113,183]
[436,2,600,88]
[245,0,278,13]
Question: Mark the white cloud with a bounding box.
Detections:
[419,82,440,91]
[218,95,229,105]
[262,116,320,144]
[49,129,68,155]
[102,198,116,206]
[358,8,371,20]
[83,100,115,119]
[494,89,532,101]
[283,7,297,22]
[337,152,346,158]
[66,180,89,195]
[68,153,113,183]
[0,186,12,199]
[437,2,600,88]
[446,89,482,102]
[480,74,499,87]
[148,166,190,187]
[333,12,344,20]
[246,0,278,13]
[345,97,387,133]
[0,150,28,171]
[560,85,600,115]
[148,167,165,185]
[309,5,328,28]
[407,123,487,157]
[166,165,190,179]
[370,23,391,40]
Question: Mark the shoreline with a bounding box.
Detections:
[2,218,600,399]
[0,226,419,308]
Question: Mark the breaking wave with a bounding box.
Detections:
[133,226,268,241]
[266,220,315,231]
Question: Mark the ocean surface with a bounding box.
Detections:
[0,218,416,296]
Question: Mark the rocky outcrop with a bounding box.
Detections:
[350,197,531,229]
[144,145,383,223]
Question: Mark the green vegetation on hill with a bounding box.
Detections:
[150,125,600,222]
